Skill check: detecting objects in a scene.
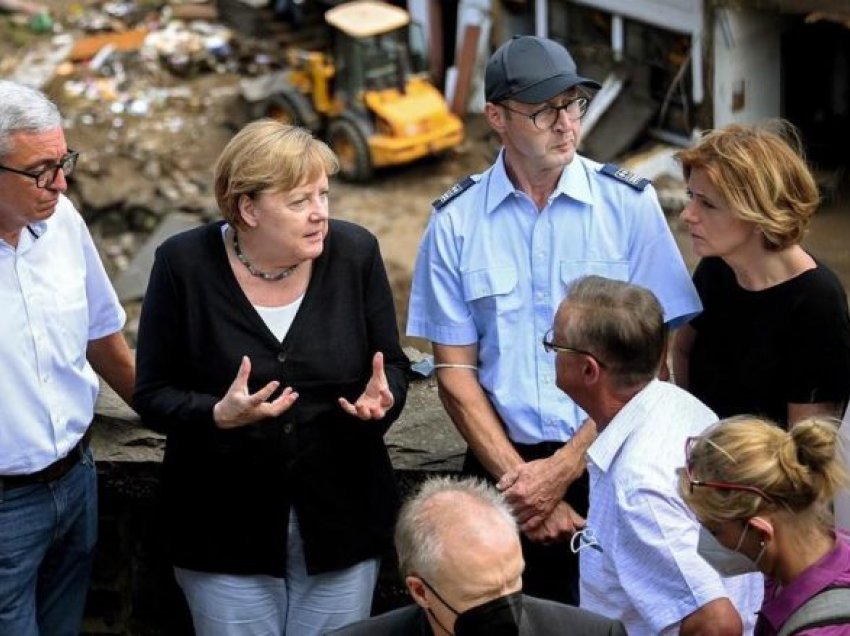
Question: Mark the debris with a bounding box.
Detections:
[69,27,149,61]
[0,0,45,17]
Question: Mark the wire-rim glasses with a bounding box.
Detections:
[542,329,607,368]
[684,436,775,503]
[0,150,78,189]
[500,97,589,130]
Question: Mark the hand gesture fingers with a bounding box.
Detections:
[338,351,394,421]
[213,356,298,429]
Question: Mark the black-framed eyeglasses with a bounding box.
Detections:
[542,329,607,368]
[500,97,589,130]
[0,150,78,189]
[684,436,774,502]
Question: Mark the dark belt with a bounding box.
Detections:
[0,429,91,490]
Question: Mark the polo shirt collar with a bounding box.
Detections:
[587,379,658,473]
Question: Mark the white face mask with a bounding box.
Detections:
[697,524,766,577]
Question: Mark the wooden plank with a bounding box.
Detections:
[69,28,149,62]
[450,23,480,117]
[170,4,219,21]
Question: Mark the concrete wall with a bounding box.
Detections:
[712,6,781,127]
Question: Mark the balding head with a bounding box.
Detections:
[395,476,518,581]
[395,477,524,631]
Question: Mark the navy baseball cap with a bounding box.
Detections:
[485,35,601,104]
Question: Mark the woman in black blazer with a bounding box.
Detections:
[134,121,409,635]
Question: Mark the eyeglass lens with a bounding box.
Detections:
[534,98,588,129]
[34,153,76,188]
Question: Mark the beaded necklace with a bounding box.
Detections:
[232,229,299,281]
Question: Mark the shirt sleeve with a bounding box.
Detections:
[785,268,850,405]
[133,246,218,434]
[625,186,702,328]
[364,237,410,434]
[79,214,125,340]
[406,209,479,345]
[612,485,727,633]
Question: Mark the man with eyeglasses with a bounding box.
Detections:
[0,80,135,635]
[551,275,761,634]
[407,35,701,605]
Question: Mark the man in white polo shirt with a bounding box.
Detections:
[550,275,761,635]
[0,80,135,636]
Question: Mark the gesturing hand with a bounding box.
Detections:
[213,356,298,429]
[339,352,394,420]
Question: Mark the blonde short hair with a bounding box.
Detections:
[680,415,848,529]
[214,120,338,227]
[675,120,819,251]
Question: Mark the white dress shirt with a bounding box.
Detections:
[580,380,763,635]
[0,195,125,474]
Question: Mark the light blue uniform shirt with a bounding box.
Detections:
[0,195,125,474]
[407,151,701,444]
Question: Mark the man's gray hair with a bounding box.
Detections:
[394,476,517,581]
[0,80,61,159]
[560,275,666,389]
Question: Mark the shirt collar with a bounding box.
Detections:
[0,221,48,252]
[556,155,594,206]
[484,150,594,214]
[587,379,659,473]
[483,150,517,214]
[759,533,850,630]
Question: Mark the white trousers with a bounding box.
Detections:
[175,511,379,636]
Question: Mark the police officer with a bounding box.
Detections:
[407,35,701,604]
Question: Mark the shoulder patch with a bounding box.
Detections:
[432,175,478,210]
[600,163,651,191]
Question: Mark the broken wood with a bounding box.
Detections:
[69,28,149,62]
[450,23,480,117]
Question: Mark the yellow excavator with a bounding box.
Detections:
[243,0,464,181]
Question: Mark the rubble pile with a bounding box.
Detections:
[1,0,324,341]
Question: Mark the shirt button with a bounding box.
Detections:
[277,352,287,363]
[283,422,293,434]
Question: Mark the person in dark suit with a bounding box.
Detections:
[328,476,626,636]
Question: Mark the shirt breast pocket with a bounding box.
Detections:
[461,266,521,317]
[46,288,89,369]
[560,260,630,291]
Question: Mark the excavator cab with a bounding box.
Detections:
[255,0,464,181]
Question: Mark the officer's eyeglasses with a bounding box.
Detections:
[500,97,589,131]
[0,150,78,189]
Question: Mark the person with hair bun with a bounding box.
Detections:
[672,120,850,428]
[681,415,850,634]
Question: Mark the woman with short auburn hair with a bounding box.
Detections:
[672,120,850,427]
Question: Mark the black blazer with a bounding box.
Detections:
[327,596,628,635]
[134,220,409,576]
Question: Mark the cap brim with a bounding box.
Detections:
[508,74,601,104]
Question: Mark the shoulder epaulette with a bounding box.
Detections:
[599,163,651,191]
[432,175,478,210]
